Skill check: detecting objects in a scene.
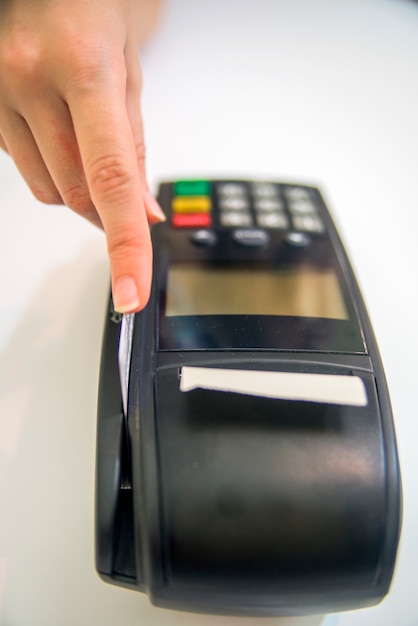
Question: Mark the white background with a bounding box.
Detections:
[1,0,418,624]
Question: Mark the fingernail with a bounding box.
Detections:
[144,189,166,222]
[113,276,140,313]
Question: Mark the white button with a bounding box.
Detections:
[292,215,324,232]
[256,212,288,229]
[288,199,317,215]
[285,187,311,201]
[252,182,278,197]
[254,198,284,212]
[217,183,246,196]
[219,196,250,211]
[220,212,252,227]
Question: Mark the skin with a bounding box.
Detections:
[0,0,164,313]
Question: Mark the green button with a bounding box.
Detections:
[174,179,210,197]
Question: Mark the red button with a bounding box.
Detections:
[172,213,211,228]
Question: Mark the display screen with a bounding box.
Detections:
[165,263,349,320]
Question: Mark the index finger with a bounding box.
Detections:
[67,60,152,314]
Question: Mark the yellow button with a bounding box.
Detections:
[172,196,211,214]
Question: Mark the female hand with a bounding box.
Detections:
[0,0,164,313]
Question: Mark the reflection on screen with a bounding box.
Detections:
[166,264,349,320]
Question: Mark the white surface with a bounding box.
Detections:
[180,367,368,406]
[1,0,418,624]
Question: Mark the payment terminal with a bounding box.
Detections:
[96,179,401,616]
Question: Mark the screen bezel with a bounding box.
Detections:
[158,312,365,352]
[156,257,366,353]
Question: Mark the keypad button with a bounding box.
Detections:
[174,180,210,196]
[285,187,311,202]
[256,212,289,229]
[219,196,250,211]
[285,232,311,247]
[254,198,284,212]
[232,229,269,247]
[288,199,317,215]
[172,213,211,228]
[190,229,218,246]
[217,182,247,196]
[252,182,278,198]
[172,196,211,213]
[292,215,324,233]
[220,212,252,227]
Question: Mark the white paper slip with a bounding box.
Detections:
[118,313,135,416]
[179,366,368,407]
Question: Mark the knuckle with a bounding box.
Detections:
[62,184,93,215]
[64,40,126,95]
[89,154,133,202]
[0,36,43,90]
[31,185,62,206]
[107,230,150,264]
[66,59,103,94]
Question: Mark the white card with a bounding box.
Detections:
[118,313,135,416]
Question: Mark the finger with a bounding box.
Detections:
[0,107,62,205]
[19,94,103,229]
[125,39,165,224]
[66,57,153,313]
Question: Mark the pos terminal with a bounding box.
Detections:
[96,179,401,616]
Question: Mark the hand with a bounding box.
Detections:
[0,0,164,313]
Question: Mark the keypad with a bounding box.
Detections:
[170,179,325,238]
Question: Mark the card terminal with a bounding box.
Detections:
[96,179,401,616]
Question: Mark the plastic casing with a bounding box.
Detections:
[96,181,401,616]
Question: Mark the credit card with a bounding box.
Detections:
[118,313,135,417]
